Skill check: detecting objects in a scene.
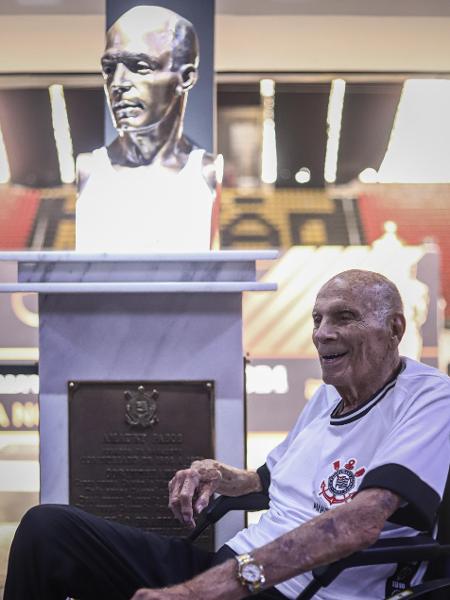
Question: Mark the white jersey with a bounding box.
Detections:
[76,147,214,252]
[227,358,450,600]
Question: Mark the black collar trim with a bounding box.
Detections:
[330,361,404,426]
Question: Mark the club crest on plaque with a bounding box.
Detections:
[124,386,159,427]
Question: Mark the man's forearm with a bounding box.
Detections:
[179,488,401,600]
[251,487,400,586]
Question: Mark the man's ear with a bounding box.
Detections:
[390,313,406,346]
[178,64,198,92]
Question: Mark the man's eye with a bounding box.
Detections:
[339,312,354,321]
[135,61,153,73]
[312,316,321,327]
[102,64,114,76]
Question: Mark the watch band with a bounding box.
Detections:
[235,553,266,593]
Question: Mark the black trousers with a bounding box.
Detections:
[4,504,286,600]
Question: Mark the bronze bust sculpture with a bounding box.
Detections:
[76,5,220,252]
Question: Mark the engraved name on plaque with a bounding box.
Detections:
[69,381,214,548]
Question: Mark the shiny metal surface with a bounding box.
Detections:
[76,6,219,250]
[78,6,216,190]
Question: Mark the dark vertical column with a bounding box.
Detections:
[104,0,215,152]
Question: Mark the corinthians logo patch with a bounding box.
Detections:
[319,458,366,506]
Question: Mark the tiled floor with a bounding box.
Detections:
[0,523,17,600]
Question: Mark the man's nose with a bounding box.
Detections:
[314,319,338,343]
[110,63,132,94]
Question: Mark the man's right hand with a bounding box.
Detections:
[168,460,222,528]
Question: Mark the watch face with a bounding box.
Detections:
[242,563,262,583]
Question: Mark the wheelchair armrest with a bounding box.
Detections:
[187,492,270,542]
[297,536,450,600]
[312,535,450,587]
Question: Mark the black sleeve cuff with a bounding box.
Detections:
[358,463,441,532]
[256,463,271,495]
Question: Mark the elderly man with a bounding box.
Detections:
[76,6,220,252]
[5,270,450,599]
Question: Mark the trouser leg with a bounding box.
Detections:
[4,504,213,600]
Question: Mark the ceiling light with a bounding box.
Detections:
[261,119,277,184]
[358,167,378,183]
[260,79,277,184]
[260,79,275,98]
[49,84,75,184]
[295,167,311,184]
[0,124,11,184]
[378,79,450,183]
[324,79,346,184]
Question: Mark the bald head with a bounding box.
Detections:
[320,270,404,325]
[102,6,200,132]
[313,269,406,403]
[107,6,199,71]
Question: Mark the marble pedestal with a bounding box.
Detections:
[0,250,276,548]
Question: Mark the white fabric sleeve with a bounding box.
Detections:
[358,378,450,531]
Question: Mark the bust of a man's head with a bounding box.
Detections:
[101,5,199,133]
[75,5,219,252]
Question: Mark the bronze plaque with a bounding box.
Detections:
[68,380,214,548]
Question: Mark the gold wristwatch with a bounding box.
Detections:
[235,553,266,594]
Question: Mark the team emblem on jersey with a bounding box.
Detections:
[319,458,366,506]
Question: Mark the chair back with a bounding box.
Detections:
[424,466,450,600]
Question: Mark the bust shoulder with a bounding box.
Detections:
[201,150,220,192]
[178,136,219,192]
[76,151,96,195]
